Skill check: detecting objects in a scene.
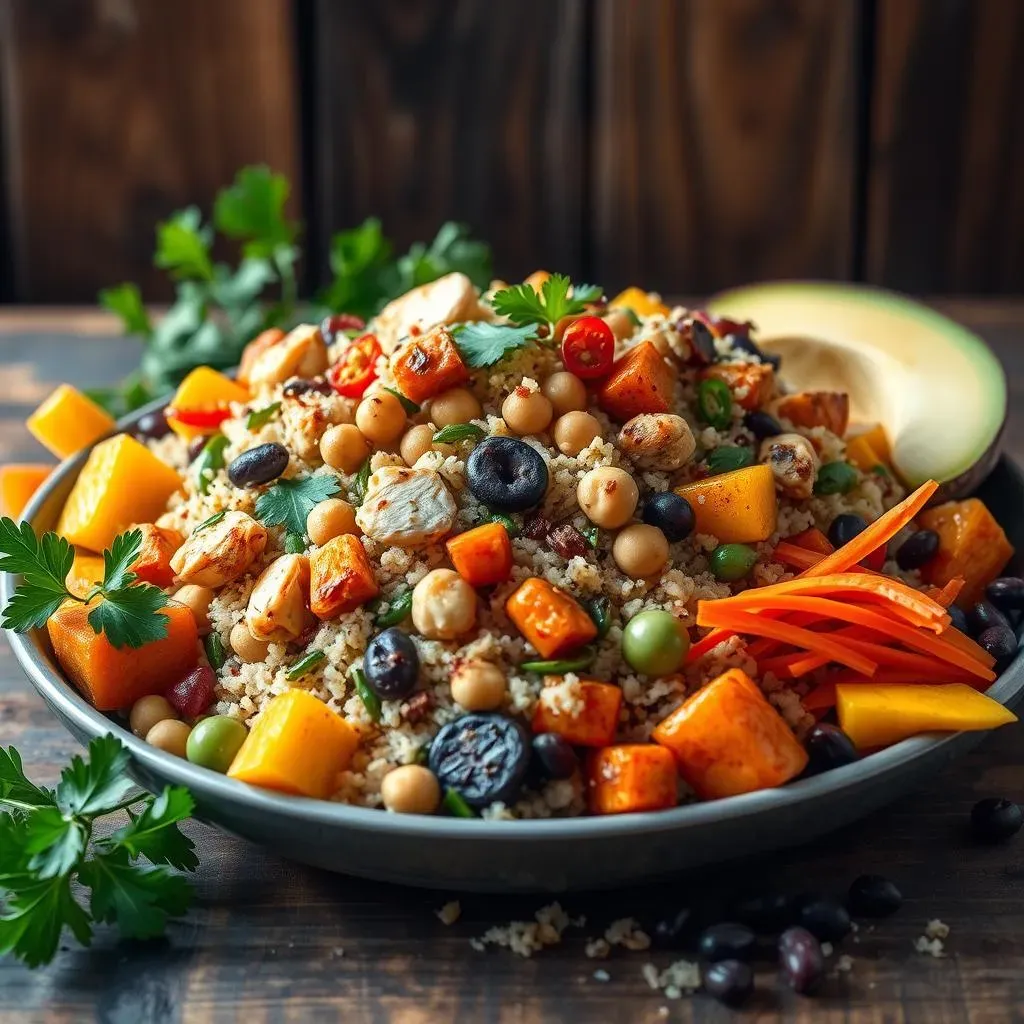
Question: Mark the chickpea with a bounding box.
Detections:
[451,660,507,711]
[401,423,438,466]
[552,411,603,457]
[603,308,637,342]
[173,584,215,635]
[307,498,359,545]
[577,467,639,529]
[145,719,192,759]
[320,423,369,473]
[230,620,271,664]
[612,524,669,578]
[411,568,478,640]
[502,386,553,436]
[380,764,442,815]
[541,371,587,416]
[130,695,177,738]
[356,391,407,446]
[429,387,482,428]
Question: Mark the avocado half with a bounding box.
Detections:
[707,282,1007,501]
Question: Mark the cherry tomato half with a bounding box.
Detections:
[560,316,614,380]
[165,407,233,430]
[320,313,367,346]
[327,334,382,398]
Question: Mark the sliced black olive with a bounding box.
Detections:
[466,436,548,513]
[641,492,695,542]
[804,723,858,776]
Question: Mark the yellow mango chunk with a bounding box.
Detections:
[57,434,181,552]
[675,464,778,544]
[27,384,116,459]
[836,683,1017,749]
[66,551,106,598]
[609,286,669,319]
[166,367,250,440]
[0,464,51,519]
[228,690,359,800]
[846,423,892,473]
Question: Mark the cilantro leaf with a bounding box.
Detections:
[0,518,76,632]
[391,221,492,292]
[99,283,152,340]
[0,747,55,812]
[213,165,298,259]
[87,583,170,650]
[55,736,133,818]
[106,788,198,871]
[452,322,537,368]
[100,529,142,593]
[255,475,342,536]
[246,402,281,430]
[23,808,87,879]
[491,274,603,327]
[155,207,214,282]
[318,218,393,318]
[0,873,92,967]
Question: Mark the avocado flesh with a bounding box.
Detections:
[707,283,1006,493]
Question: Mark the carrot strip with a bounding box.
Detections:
[940,625,996,669]
[773,542,825,571]
[695,606,879,676]
[829,669,989,689]
[802,680,837,711]
[760,651,812,676]
[788,527,835,555]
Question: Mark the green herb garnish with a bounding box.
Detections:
[483,511,519,537]
[352,668,381,723]
[194,510,226,533]
[518,647,596,674]
[441,788,476,818]
[697,377,732,430]
[374,590,413,628]
[246,402,281,430]
[706,445,755,475]
[255,475,341,536]
[432,423,486,444]
[382,387,420,415]
[353,459,372,504]
[583,597,611,639]
[203,632,227,672]
[491,274,602,330]
[286,650,326,682]
[451,322,538,368]
[195,435,230,496]
[582,525,599,548]
[284,533,306,554]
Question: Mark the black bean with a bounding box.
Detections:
[804,723,858,776]
[847,875,902,918]
[642,492,695,543]
[895,529,940,570]
[968,600,1011,637]
[971,797,1023,843]
[364,627,419,700]
[743,410,783,440]
[702,959,754,1007]
[530,733,577,780]
[977,624,1017,664]
[135,409,171,440]
[828,513,868,550]
[987,577,1024,611]
[798,898,851,942]
[779,927,825,994]
[729,330,782,370]
[466,437,548,513]
[685,319,717,366]
[948,604,970,634]
[731,893,796,933]
[697,922,756,964]
[227,442,290,488]
[652,908,695,949]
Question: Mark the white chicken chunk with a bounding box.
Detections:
[617,413,696,471]
[355,467,457,547]
[245,554,311,642]
[371,272,487,354]
[171,511,268,588]
[246,324,328,386]
[760,433,819,499]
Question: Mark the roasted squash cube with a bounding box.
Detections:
[701,362,775,411]
[505,578,598,659]
[587,745,678,814]
[390,325,470,403]
[446,521,513,587]
[674,463,777,544]
[166,367,251,440]
[0,464,50,519]
[776,391,850,436]
[130,524,185,588]
[27,384,116,459]
[532,679,622,747]
[609,287,669,319]
[65,551,106,599]
[846,423,892,473]
[597,341,674,421]
[309,534,379,619]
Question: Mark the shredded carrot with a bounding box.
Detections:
[760,651,812,676]
[926,577,965,608]
[788,527,835,555]
[802,680,837,711]
[773,542,825,571]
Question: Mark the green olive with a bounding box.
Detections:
[710,543,758,582]
[622,609,690,676]
[185,715,248,774]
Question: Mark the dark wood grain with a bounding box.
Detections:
[865,0,1024,292]
[2,304,1024,1021]
[590,0,861,294]
[312,0,587,285]
[0,0,301,303]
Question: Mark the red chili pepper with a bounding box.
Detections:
[165,407,233,430]
[320,313,367,346]
[327,334,382,398]
[560,316,614,380]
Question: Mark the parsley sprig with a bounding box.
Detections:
[0,519,169,649]
[254,476,342,536]
[0,737,197,967]
[491,273,603,330]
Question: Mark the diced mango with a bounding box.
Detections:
[57,434,182,552]
[674,464,777,544]
[66,551,105,599]
[505,578,598,659]
[47,600,199,711]
[0,464,50,519]
[609,287,669,319]
[700,363,775,411]
[587,745,678,815]
[166,367,250,440]
[309,534,379,619]
[532,679,622,747]
[130,524,185,588]
[27,384,116,459]
[846,423,892,473]
[597,341,675,421]
[652,669,808,800]
[227,690,359,800]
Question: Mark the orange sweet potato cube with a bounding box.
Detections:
[597,341,674,421]
[652,668,808,800]
[587,745,678,814]
[310,534,379,619]
[776,391,850,436]
[446,521,513,587]
[390,325,470,403]
[130,524,184,588]
[505,578,598,659]
[701,362,775,411]
[532,679,622,747]
[0,464,50,519]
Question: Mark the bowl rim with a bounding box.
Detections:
[4,400,1023,843]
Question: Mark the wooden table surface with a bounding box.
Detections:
[2,303,1024,1023]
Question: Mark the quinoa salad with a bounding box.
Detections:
[5,271,1018,820]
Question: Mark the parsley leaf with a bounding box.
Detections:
[105,789,197,871]
[255,475,342,536]
[246,401,281,430]
[213,166,298,259]
[491,273,603,328]
[99,283,152,340]
[87,584,169,650]
[155,207,214,282]
[55,736,133,818]
[100,529,142,593]
[23,809,87,880]
[0,518,76,633]
[0,747,55,812]
[317,218,394,319]
[0,873,92,968]
[452,322,537,368]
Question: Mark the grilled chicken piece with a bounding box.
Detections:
[372,273,487,354]
[617,413,696,471]
[760,433,819,499]
[355,467,457,547]
[171,510,268,587]
[245,554,311,642]
[246,324,328,387]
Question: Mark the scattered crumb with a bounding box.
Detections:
[331,947,345,958]
[585,938,611,959]
[604,917,652,951]
[837,954,854,973]
[915,918,950,957]
[821,941,834,957]
[436,901,461,926]
[641,959,701,997]
[470,902,583,957]
[470,938,486,952]
[592,968,611,982]
[925,919,950,940]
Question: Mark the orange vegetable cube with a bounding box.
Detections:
[310,534,379,619]
[390,325,470,403]
[701,363,775,411]
[505,578,598,659]
[674,464,777,544]
[609,286,669,319]
[0,464,50,519]
[129,524,185,588]
[66,551,105,599]
[846,424,892,473]
[587,745,678,815]
[652,669,808,800]
[917,498,1014,607]
[776,391,850,436]
[165,367,251,441]
[228,690,359,800]
[597,341,674,421]
[237,327,286,386]
[27,384,116,460]
[446,522,513,587]
[532,679,622,747]
[47,600,199,711]
[788,527,834,555]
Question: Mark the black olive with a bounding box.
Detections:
[135,409,171,440]
[702,959,754,1007]
[779,927,825,994]
[731,892,796,933]
[895,529,940,570]
[283,377,333,397]
[729,331,782,370]
[968,600,1011,637]
[227,443,290,488]
[652,908,695,948]
[828,513,868,550]
[971,797,1024,843]
[187,436,209,462]
[363,627,419,700]
[743,410,783,440]
[688,320,718,365]
[948,604,970,634]
[798,898,851,942]
[466,437,548,513]
[697,922,756,963]
[987,577,1024,611]
[847,874,902,918]
[804,723,858,776]
[642,492,695,543]
[977,624,1017,665]
[428,713,530,808]
[531,733,577,780]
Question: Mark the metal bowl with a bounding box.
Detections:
[5,409,1023,893]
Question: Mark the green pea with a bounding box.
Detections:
[710,543,758,582]
[815,461,858,496]
[706,445,754,475]
[697,378,732,430]
[185,715,247,774]
[621,609,689,676]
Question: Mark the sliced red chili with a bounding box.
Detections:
[327,334,382,398]
[320,313,368,346]
[165,407,233,430]
[560,316,614,380]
